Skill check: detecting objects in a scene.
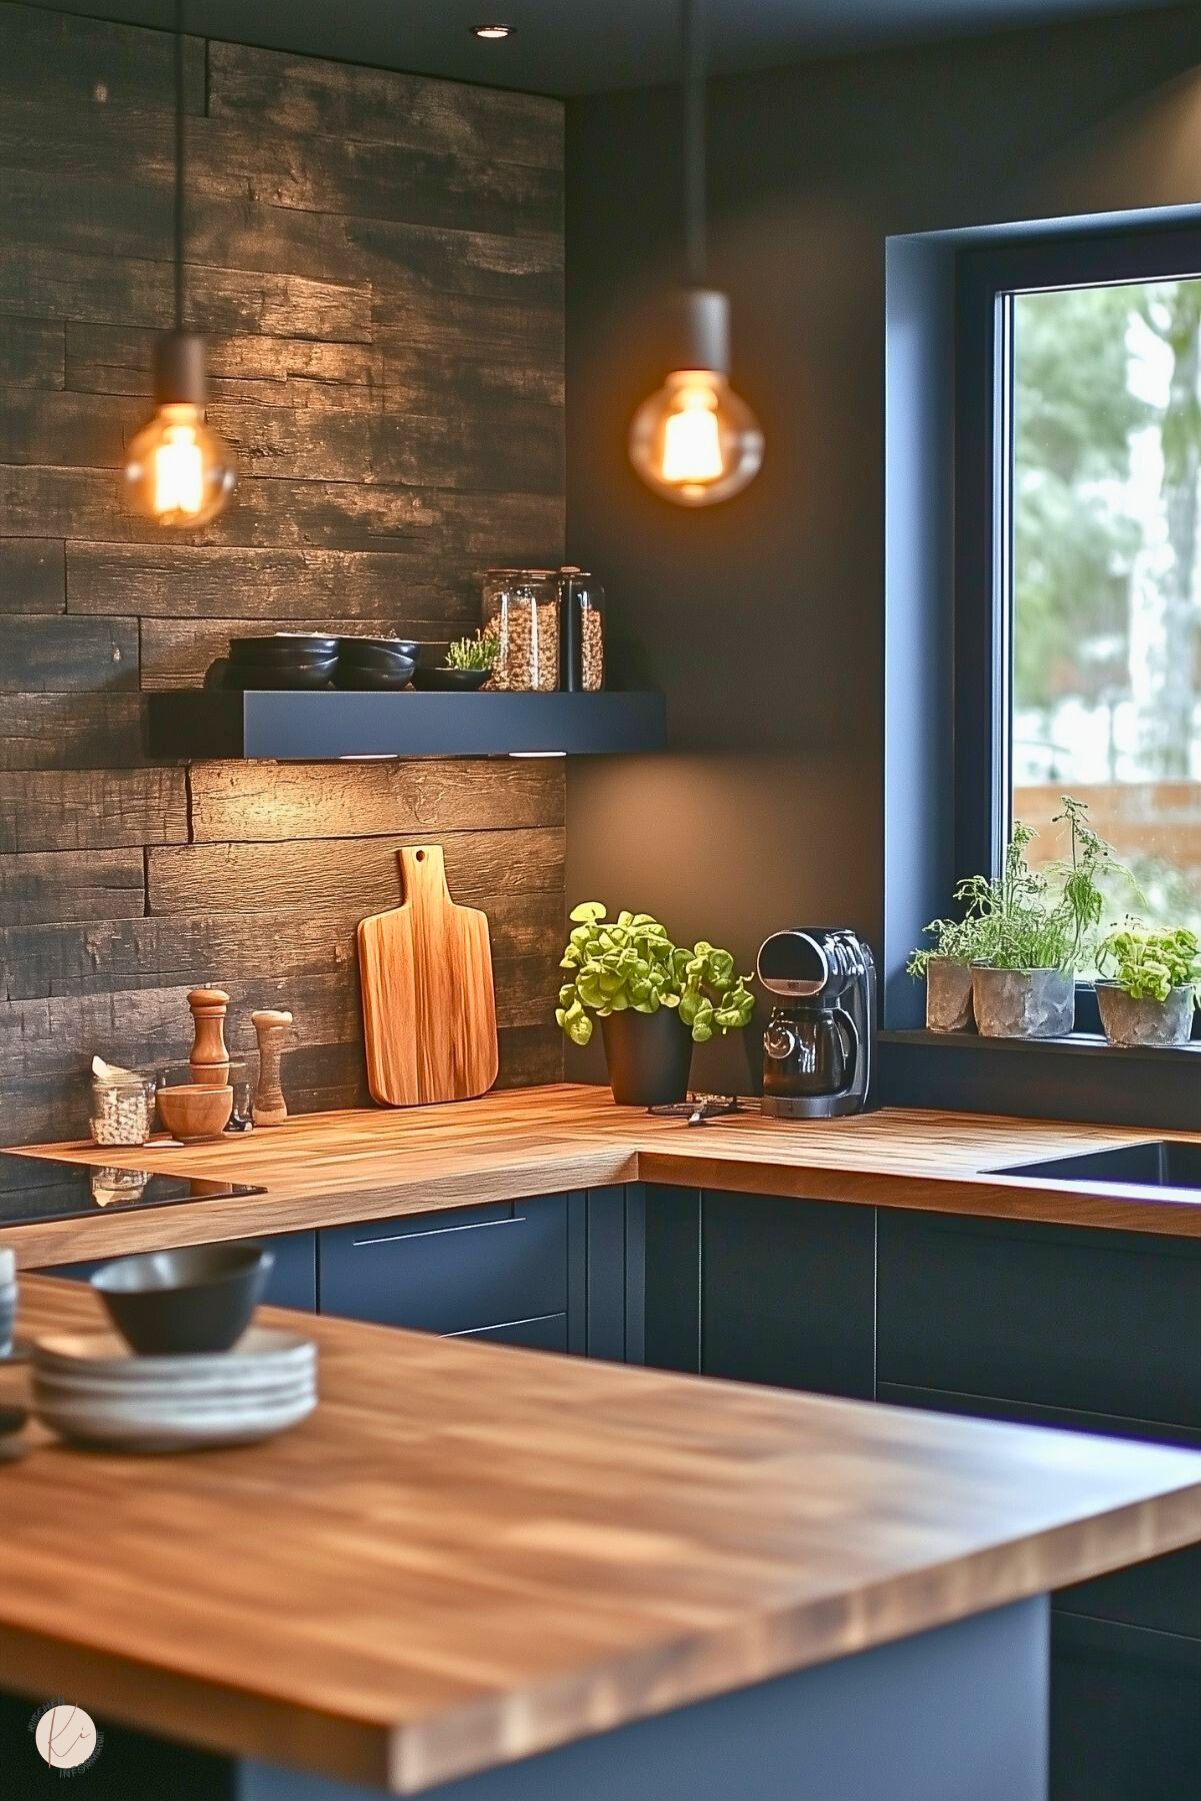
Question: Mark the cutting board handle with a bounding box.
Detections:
[399,844,451,908]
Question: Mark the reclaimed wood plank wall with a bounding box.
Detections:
[0,1,566,1142]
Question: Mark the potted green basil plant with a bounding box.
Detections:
[556,903,754,1105]
[1095,924,1201,1048]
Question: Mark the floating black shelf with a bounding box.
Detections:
[144,689,667,761]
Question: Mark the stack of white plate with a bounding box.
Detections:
[31,1328,317,1452]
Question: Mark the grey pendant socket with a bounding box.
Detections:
[673,288,731,374]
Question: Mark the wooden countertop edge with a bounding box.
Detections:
[0,1626,391,1790]
[635,1151,1201,1237]
[6,1089,1201,1267]
[6,1156,1199,1267]
[5,1482,1201,1796]
[0,1143,640,1268]
[392,1482,1201,1794]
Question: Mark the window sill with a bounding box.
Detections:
[881,1029,1201,1064]
[879,1028,1201,1127]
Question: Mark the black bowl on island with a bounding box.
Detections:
[412,666,492,692]
[91,1242,273,1355]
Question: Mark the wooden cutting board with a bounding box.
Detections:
[358,844,499,1107]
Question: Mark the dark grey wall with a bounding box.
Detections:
[564,2,1201,1091]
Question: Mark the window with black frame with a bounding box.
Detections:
[957,229,1201,951]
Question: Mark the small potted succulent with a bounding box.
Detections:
[413,633,499,691]
[556,903,754,1105]
[1095,923,1201,1048]
[906,915,986,1032]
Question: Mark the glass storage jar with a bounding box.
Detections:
[89,1074,156,1147]
[481,569,560,691]
[559,568,605,692]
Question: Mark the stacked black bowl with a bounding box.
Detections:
[225,635,339,691]
[333,637,418,691]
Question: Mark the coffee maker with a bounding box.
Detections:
[756,928,876,1118]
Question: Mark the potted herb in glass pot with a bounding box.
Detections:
[556,903,754,1105]
[1095,923,1201,1048]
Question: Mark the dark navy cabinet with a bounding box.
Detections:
[258,1230,317,1312]
[876,1207,1201,1801]
[700,1190,876,1397]
[46,1228,317,1311]
[875,1210,1201,1431]
[1049,1613,1201,1801]
[40,1191,647,1358]
[318,1196,571,1350]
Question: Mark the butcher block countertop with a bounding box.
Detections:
[3,1276,1201,1794]
[7,1084,1201,1268]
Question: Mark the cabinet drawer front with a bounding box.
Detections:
[452,1313,568,1352]
[877,1210,1201,1429]
[318,1197,567,1335]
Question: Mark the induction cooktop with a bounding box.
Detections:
[0,1154,265,1227]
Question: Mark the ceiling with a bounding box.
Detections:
[35,0,1176,94]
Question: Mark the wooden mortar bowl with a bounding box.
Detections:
[156,1084,233,1142]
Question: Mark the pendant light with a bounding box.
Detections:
[124,0,236,526]
[629,0,763,506]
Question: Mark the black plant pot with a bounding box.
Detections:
[600,1009,694,1107]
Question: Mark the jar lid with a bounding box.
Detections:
[483,567,558,578]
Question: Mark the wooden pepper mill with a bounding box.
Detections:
[251,1010,293,1127]
[187,987,230,1089]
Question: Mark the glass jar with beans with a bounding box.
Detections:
[480,569,561,691]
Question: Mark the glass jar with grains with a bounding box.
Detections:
[558,567,605,692]
[480,569,560,691]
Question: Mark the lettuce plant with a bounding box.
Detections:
[556,903,754,1047]
[1097,924,1201,1003]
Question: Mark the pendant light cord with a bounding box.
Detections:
[173,0,186,333]
[681,0,706,287]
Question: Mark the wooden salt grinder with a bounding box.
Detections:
[187,987,230,1089]
[251,1010,293,1127]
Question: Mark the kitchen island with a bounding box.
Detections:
[2,1275,1201,1801]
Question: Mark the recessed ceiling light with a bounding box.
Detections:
[471,23,516,40]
